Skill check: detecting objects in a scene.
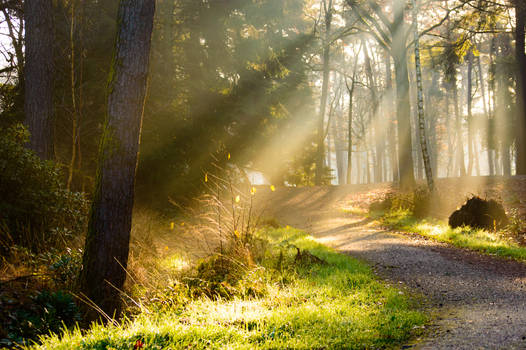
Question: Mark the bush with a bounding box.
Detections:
[369,186,440,219]
[0,290,81,347]
[448,196,508,230]
[0,125,88,253]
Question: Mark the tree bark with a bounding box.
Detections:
[391,2,415,189]
[81,0,155,319]
[466,51,474,176]
[412,0,434,190]
[362,39,383,183]
[315,0,332,185]
[24,0,54,160]
[515,0,526,174]
[385,52,399,182]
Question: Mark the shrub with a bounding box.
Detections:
[369,186,442,219]
[449,196,508,230]
[0,124,88,253]
[1,290,81,347]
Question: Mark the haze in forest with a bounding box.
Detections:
[1,0,525,348]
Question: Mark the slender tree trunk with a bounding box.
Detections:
[67,0,78,189]
[385,52,399,182]
[362,39,382,183]
[81,0,156,319]
[466,51,474,176]
[346,80,354,185]
[453,74,466,176]
[516,0,526,174]
[24,0,54,160]
[315,0,332,185]
[412,0,434,190]
[477,52,494,176]
[445,89,453,177]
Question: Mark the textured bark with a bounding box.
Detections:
[24,0,54,160]
[516,1,526,174]
[81,0,155,319]
[412,0,434,191]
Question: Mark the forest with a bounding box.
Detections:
[0,0,525,348]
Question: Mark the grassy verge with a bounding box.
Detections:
[376,209,526,261]
[28,227,426,350]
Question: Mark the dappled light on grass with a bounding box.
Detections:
[380,210,526,261]
[28,227,425,350]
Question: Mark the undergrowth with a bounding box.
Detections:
[26,226,426,350]
[373,209,526,262]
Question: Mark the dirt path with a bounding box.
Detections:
[256,185,526,349]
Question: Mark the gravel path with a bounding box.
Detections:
[257,186,526,349]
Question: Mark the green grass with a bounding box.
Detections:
[28,227,426,350]
[377,209,526,261]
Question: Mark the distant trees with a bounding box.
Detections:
[24,0,54,160]
[81,0,155,318]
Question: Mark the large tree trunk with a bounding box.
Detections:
[81,0,155,319]
[392,52,415,188]
[24,0,54,160]
[391,3,415,189]
[516,0,526,174]
[412,0,434,190]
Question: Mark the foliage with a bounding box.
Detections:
[369,186,441,219]
[26,227,426,350]
[0,125,88,253]
[137,0,315,204]
[0,290,81,347]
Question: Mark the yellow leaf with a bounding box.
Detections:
[250,187,256,195]
[235,195,241,203]
[228,153,231,160]
[170,222,175,230]
[270,185,276,192]
[205,173,208,182]
[164,246,169,251]
[234,230,240,237]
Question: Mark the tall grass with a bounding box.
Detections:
[27,226,426,350]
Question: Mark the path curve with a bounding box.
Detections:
[256,185,526,349]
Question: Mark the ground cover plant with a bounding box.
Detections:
[26,226,426,350]
[369,189,526,262]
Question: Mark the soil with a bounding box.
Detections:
[255,176,526,349]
